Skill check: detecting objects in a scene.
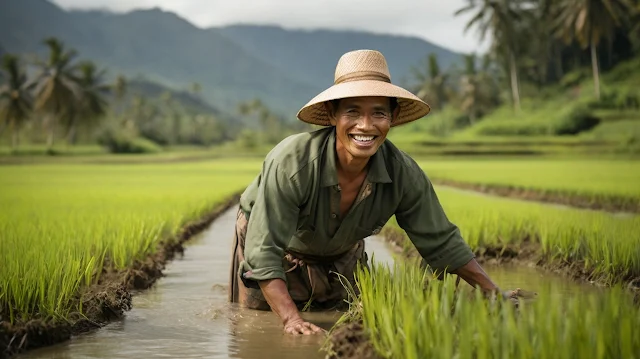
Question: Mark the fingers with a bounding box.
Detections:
[284,321,325,335]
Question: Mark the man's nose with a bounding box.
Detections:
[356,113,374,129]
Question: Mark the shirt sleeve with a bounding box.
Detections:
[239,158,302,284]
[394,162,474,274]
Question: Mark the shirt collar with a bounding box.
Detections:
[320,128,392,187]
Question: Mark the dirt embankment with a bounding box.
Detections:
[432,179,640,214]
[0,194,240,359]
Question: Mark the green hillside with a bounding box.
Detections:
[389,56,640,156]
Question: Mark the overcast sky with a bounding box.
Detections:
[50,0,490,54]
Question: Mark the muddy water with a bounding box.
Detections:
[19,206,398,359]
[20,206,601,359]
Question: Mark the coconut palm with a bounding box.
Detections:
[66,61,110,144]
[411,53,449,109]
[0,54,33,149]
[32,37,80,152]
[455,0,530,113]
[555,0,635,100]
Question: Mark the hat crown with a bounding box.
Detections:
[334,50,391,85]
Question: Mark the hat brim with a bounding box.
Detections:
[296,80,430,127]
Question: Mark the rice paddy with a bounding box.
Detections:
[384,186,640,286]
[417,158,640,211]
[327,261,640,359]
[0,159,262,324]
[2,154,640,358]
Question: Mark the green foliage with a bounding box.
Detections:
[553,104,601,135]
[334,261,640,359]
[0,159,262,323]
[96,125,162,154]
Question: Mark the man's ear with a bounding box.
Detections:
[324,101,338,126]
[391,103,401,124]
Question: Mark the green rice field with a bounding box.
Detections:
[329,261,640,359]
[417,158,640,210]
[0,159,262,323]
[2,154,640,357]
[385,185,640,285]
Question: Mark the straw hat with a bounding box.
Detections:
[296,49,431,127]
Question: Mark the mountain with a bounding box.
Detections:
[0,0,320,116]
[215,25,463,89]
[0,0,463,118]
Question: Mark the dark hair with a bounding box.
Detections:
[330,97,399,115]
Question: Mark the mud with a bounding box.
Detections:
[431,178,639,213]
[324,320,380,359]
[0,193,241,359]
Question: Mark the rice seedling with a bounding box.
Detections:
[0,158,262,324]
[331,260,640,359]
[385,186,640,285]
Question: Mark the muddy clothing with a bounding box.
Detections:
[229,208,367,310]
[232,127,474,304]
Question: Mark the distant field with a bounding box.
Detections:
[0,159,262,324]
[417,158,640,211]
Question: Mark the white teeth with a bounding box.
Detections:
[353,135,374,142]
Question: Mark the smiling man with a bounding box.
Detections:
[228,49,514,335]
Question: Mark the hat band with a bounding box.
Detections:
[334,71,391,85]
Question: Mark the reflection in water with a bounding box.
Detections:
[18,205,603,359]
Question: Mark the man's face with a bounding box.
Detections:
[328,96,397,160]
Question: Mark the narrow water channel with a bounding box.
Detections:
[19,205,602,359]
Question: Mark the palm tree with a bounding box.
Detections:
[0,54,33,150]
[555,0,634,100]
[459,54,481,124]
[412,53,449,109]
[66,61,110,144]
[33,37,80,153]
[113,75,127,113]
[455,0,529,113]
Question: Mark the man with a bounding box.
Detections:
[229,49,514,335]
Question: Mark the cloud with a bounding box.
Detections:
[51,0,490,53]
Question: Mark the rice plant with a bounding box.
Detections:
[386,186,640,285]
[0,159,262,323]
[333,261,640,359]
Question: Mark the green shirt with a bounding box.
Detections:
[239,127,474,283]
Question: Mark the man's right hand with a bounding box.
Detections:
[283,316,325,335]
[258,278,325,335]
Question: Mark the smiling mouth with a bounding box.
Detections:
[349,134,377,144]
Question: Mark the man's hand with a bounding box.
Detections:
[283,316,325,335]
[258,278,325,335]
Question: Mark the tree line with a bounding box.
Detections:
[410,0,639,128]
[0,37,252,153]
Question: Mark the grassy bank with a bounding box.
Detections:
[383,185,640,288]
[325,261,640,359]
[417,158,640,212]
[0,159,262,340]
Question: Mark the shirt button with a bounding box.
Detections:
[331,213,337,219]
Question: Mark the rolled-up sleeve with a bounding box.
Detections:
[239,158,301,284]
[395,164,474,273]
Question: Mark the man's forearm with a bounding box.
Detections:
[258,278,301,325]
[452,258,500,293]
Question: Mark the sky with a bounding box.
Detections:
[49,0,490,54]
